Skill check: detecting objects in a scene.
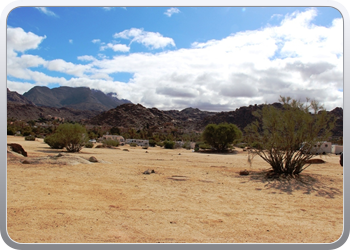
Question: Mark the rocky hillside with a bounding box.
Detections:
[198,103,342,137]
[7,87,342,138]
[88,103,175,129]
[23,86,131,111]
[7,102,100,122]
[328,107,343,137]
[197,103,283,130]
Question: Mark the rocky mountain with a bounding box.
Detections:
[22,86,131,111]
[7,88,35,105]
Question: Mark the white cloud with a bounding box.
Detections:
[164,7,180,17]
[113,28,175,49]
[100,43,130,52]
[69,39,73,44]
[7,9,343,112]
[35,7,59,17]
[92,39,101,44]
[78,55,96,61]
[46,59,91,77]
[7,27,46,53]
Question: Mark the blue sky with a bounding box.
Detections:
[7,6,343,111]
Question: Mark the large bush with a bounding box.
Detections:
[44,123,88,152]
[202,123,242,152]
[244,96,336,177]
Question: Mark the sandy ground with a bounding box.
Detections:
[6,135,344,243]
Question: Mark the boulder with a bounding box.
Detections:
[7,143,27,157]
[89,156,98,163]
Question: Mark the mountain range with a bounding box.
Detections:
[7,86,343,137]
[22,86,131,111]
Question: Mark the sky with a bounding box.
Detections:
[6,6,343,111]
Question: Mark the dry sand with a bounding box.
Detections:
[7,135,343,243]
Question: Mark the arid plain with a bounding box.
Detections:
[7,135,343,243]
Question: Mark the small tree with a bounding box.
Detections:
[202,123,242,152]
[45,123,88,152]
[244,96,336,177]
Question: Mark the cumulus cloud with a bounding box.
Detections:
[46,59,91,77]
[7,27,46,53]
[35,7,59,17]
[164,7,180,17]
[7,9,343,112]
[100,43,130,52]
[113,28,175,49]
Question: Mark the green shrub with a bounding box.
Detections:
[102,139,119,147]
[130,142,137,147]
[195,141,211,150]
[85,142,94,148]
[202,123,242,152]
[44,134,65,149]
[182,141,191,150]
[149,139,157,147]
[7,126,16,135]
[156,141,164,147]
[44,123,88,152]
[251,141,263,150]
[25,135,35,141]
[164,140,175,149]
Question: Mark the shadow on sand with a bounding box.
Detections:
[35,147,91,155]
[246,171,342,199]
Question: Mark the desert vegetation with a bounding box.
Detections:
[44,123,88,152]
[244,96,336,177]
[7,134,343,243]
[202,123,242,152]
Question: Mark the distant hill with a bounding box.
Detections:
[22,86,131,111]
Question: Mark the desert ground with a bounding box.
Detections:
[7,135,343,243]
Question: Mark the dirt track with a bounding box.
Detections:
[7,136,343,243]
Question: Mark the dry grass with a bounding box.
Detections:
[7,135,343,243]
